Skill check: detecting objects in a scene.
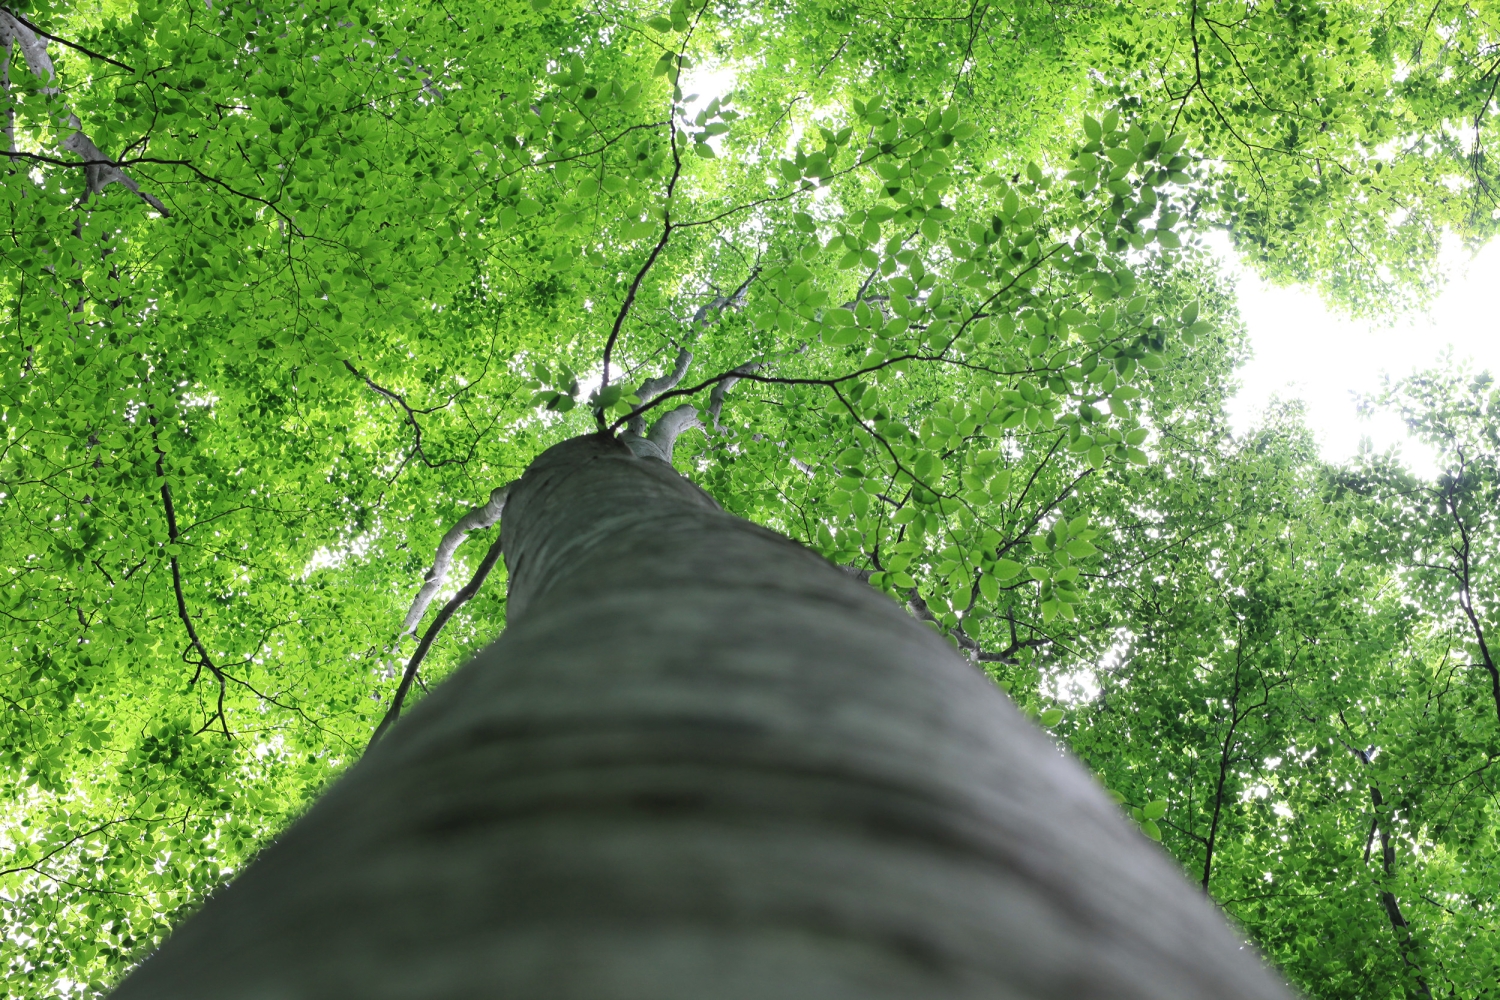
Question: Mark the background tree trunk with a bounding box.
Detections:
[112,435,1290,1000]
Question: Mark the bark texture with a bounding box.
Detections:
[113,434,1291,1000]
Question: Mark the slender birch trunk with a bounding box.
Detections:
[113,435,1290,1000]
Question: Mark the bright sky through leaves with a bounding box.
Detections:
[1225,234,1500,476]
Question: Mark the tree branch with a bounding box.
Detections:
[399,484,510,637]
[370,532,506,749]
[0,8,134,72]
[344,360,464,470]
[155,464,229,739]
[636,403,701,463]
[627,346,693,436]
[597,111,687,411]
[707,362,763,433]
[0,13,168,214]
[1444,487,1500,724]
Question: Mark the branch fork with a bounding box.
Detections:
[0,10,168,214]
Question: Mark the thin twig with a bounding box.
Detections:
[0,8,134,72]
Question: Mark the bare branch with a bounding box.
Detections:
[344,360,466,469]
[151,423,230,739]
[62,117,169,214]
[0,12,168,214]
[623,403,701,464]
[626,272,761,438]
[707,362,763,432]
[976,608,1051,664]
[0,10,55,85]
[0,8,134,72]
[370,533,506,750]
[399,485,511,636]
[628,347,692,436]
[906,587,981,661]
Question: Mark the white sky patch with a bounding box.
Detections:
[577,366,604,403]
[303,524,380,578]
[1217,232,1500,478]
[1046,666,1102,706]
[1043,628,1129,706]
[678,60,740,155]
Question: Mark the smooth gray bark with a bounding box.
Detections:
[399,484,511,636]
[113,435,1291,1000]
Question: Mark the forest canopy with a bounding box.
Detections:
[1,0,1497,997]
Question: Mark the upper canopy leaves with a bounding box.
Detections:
[2,1,1497,996]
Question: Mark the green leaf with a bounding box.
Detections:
[1143,800,1168,820]
[1065,538,1097,559]
[1039,708,1065,727]
[625,219,661,240]
[914,451,942,482]
[979,573,1000,602]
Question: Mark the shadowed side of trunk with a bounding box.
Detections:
[112,434,1291,1000]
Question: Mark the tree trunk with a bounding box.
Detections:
[113,435,1290,1000]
